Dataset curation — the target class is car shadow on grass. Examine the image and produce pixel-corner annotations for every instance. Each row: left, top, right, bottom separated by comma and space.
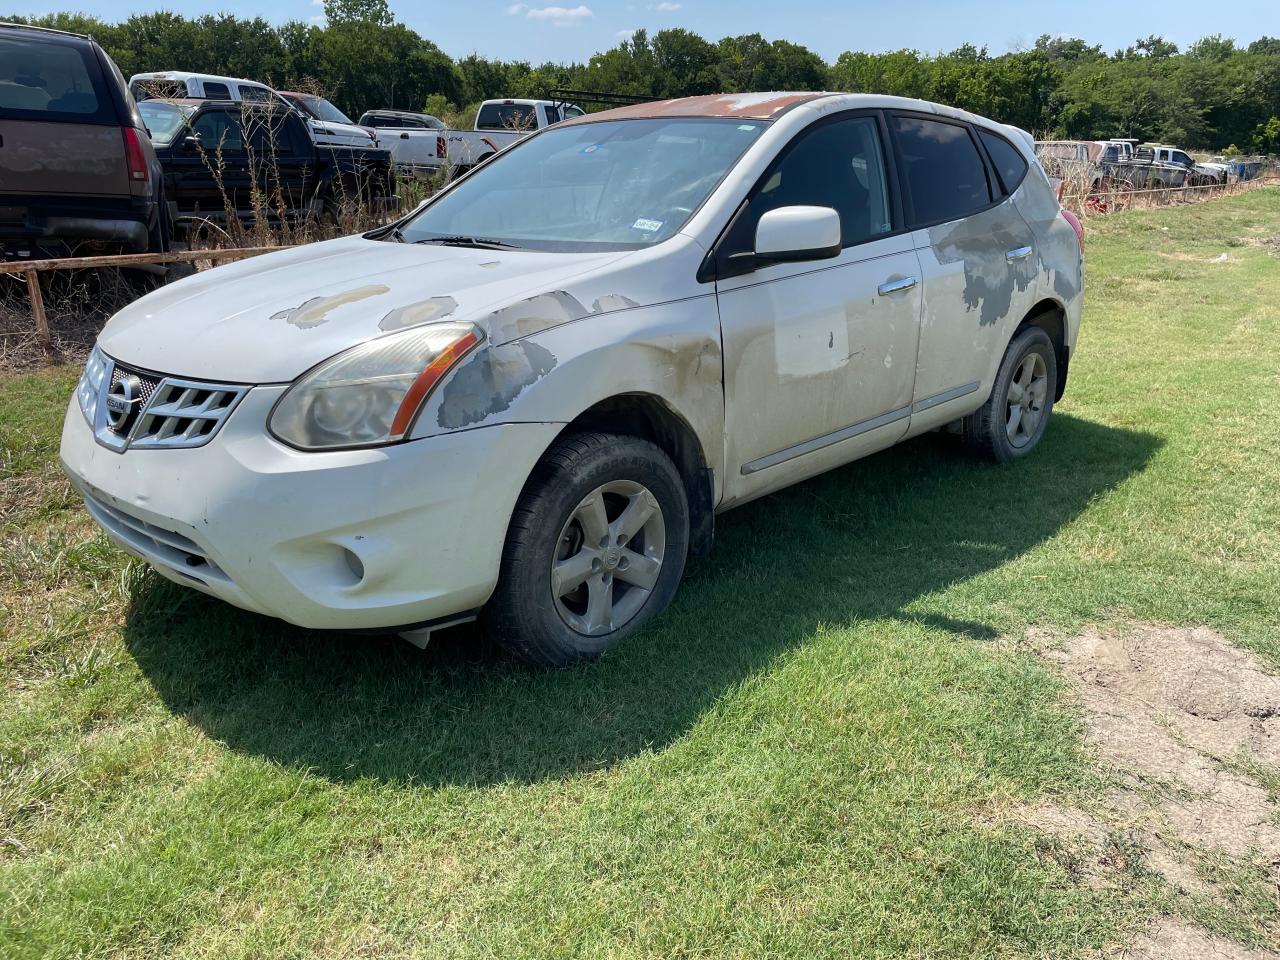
123, 413, 1159, 787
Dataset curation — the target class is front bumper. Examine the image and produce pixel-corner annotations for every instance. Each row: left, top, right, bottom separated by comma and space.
60, 385, 560, 630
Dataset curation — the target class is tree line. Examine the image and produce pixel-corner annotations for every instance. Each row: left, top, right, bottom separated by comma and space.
11, 0, 1280, 152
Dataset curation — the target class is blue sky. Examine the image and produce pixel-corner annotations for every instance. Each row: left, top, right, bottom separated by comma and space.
13, 0, 1280, 64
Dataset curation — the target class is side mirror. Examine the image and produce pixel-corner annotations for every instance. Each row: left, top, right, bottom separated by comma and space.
754, 206, 842, 265
181, 135, 201, 153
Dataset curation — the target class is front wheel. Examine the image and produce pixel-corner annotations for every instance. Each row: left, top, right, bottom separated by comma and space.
961, 326, 1058, 463
483, 432, 690, 666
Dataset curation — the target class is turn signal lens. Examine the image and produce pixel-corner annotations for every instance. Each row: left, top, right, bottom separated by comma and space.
269, 323, 483, 450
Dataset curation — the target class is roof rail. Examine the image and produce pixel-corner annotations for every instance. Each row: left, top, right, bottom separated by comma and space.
0, 20, 90, 39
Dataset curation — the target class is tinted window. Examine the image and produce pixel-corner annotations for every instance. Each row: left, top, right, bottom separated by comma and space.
203, 82, 231, 101
239, 86, 273, 104
242, 110, 296, 156
737, 115, 893, 250
978, 129, 1028, 194
476, 103, 536, 131
891, 116, 991, 226
191, 110, 244, 153
1173, 151, 1193, 167
0, 36, 108, 120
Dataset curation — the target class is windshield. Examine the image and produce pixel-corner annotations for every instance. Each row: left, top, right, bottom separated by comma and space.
300, 96, 354, 125
398, 117, 766, 252
138, 100, 188, 144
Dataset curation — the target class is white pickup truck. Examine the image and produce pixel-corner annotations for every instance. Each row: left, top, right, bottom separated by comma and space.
372, 98, 585, 182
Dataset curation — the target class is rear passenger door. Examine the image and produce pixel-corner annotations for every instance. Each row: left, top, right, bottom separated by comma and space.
717, 112, 923, 504
888, 113, 1039, 427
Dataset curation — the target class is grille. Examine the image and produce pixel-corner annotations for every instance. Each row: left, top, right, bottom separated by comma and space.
81, 488, 231, 587
96, 359, 248, 452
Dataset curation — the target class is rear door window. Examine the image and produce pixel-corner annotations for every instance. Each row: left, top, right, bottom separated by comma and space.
978, 129, 1029, 195
890, 115, 992, 226
191, 110, 245, 154
0, 35, 111, 122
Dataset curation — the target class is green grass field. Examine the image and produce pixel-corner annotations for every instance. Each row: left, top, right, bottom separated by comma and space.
2, 190, 1278, 958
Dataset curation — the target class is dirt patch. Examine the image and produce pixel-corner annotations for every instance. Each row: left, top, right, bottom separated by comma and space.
1126, 919, 1278, 959
1011, 624, 1280, 955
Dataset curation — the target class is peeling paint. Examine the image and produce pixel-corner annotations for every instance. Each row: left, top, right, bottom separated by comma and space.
560, 92, 815, 125
485, 290, 642, 345
928, 217, 1035, 327
378, 296, 458, 332
271, 284, 390, 330
437, 341, 557, 429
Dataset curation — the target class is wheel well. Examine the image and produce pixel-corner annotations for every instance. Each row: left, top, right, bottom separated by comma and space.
560, 395, 716, 558
1017, 299, 1069, 401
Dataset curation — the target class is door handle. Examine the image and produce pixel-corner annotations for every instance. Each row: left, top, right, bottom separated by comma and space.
877, 276, 918, 296
1006, 245, 1033, 262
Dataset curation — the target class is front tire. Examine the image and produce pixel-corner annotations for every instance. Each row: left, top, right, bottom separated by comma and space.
962, 325, 1058, 463
484, 432, 690, 666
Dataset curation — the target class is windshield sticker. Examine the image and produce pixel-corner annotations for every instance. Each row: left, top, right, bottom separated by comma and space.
738, 124, 757, 132
580, 143, 603, 155
632, 218, 664, 233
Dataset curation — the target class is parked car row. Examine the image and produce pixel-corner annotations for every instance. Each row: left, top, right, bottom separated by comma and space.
1036, 136, 1258, 195
0, 21, 583, 260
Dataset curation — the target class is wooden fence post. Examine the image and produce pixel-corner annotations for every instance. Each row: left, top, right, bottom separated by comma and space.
24, 269, 51, 351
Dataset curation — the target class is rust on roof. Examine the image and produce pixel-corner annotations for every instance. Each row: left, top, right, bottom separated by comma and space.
561, 92, 824, 125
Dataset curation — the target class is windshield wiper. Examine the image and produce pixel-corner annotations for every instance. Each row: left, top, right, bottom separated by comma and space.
383, 226, 407, 243
414, 235, 521, 250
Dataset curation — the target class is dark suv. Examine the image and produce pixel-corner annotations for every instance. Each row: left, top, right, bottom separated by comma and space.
0, 22, 166, 260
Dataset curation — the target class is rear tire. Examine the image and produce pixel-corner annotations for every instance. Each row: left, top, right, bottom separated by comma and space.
483, 432, 689, 667
962, 326, 1058, 463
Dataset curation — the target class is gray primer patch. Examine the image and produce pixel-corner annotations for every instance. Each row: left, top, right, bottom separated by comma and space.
271, 284, 390, 329
437, 341, 557, 429
928, 217, 1035, 326
486, 290, 642, 345
378, 296, 458, 332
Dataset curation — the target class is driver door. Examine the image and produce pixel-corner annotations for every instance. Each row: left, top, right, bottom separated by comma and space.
716, 112, 923, 505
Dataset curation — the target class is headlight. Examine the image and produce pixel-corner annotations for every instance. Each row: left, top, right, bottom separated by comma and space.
77, 345, 109, 426
269, 322, 482, 450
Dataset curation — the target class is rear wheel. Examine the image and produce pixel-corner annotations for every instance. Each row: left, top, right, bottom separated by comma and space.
962, 326, 1057, 463
484, 432, 689, 666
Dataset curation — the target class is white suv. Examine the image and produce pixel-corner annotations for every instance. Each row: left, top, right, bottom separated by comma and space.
61, 92, 1084, 666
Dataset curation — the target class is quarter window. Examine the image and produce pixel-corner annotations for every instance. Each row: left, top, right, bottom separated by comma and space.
735, 115, 894, 252
202, 82, 231, 101
890, 116, 991, 226
978, 129, 1028, 194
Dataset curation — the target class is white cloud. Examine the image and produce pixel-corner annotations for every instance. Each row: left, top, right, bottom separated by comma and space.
311, 0, 323, 6
652, 1, 681, 9
308, 14, 326, 24
504, 3, 526, 13
525, 4, 594, 26
616, 27, 637, 38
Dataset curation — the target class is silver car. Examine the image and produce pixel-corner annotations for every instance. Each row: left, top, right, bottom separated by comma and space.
61, 93, 1084, 666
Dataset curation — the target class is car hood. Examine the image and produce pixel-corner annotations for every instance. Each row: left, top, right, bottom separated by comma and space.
310, 119, 374, 142
98, 235, 639, 383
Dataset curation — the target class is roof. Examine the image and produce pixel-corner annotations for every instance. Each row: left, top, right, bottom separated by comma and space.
131, 70, 270, 89
561, 92, 824, 126
0, 20, 90, 40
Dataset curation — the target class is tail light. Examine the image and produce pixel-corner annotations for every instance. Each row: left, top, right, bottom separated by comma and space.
1061, 209, 1084, 255
436, 135, 446, 159
122, 127, 149, 183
